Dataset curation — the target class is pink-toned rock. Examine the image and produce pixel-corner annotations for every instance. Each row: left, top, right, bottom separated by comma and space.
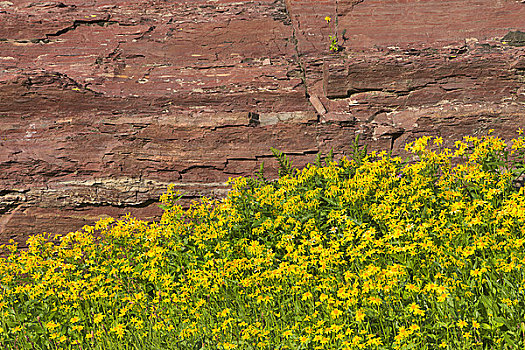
1, 0, 525, 246
338, 0, 525, 48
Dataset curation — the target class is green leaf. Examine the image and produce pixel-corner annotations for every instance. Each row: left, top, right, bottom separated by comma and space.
158, 204, 169, 211
315, 153, 322, 167
481, 323, 492, 330
256, 161, 267, 183
494, 316, 509, 328
271, 147, 293, 177
324, 148, 334, 164
503, 333, 517, 347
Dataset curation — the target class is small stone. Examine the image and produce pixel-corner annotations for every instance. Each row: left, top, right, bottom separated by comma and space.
309, 95, 326, 115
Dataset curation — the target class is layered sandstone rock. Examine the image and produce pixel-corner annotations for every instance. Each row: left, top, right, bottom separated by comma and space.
1, 0, 524, 245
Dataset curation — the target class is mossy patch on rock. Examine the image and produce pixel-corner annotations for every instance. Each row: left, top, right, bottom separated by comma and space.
502, 30, 525, 46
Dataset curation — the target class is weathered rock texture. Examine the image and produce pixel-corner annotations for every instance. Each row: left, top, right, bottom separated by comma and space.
1, 0, 525, 245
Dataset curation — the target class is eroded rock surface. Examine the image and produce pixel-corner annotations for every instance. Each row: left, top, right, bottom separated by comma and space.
1, 0, 525, 245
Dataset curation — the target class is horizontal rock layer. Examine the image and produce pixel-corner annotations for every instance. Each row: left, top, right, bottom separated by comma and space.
1, 0, 525, 246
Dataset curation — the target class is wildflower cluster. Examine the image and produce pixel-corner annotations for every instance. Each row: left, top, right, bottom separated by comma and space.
325, 15, 340, 52
0, 133, 525, 349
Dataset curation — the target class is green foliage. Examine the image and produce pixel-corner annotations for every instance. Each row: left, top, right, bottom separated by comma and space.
0, 133, 525, 349
270, 147, 294, 177
329, 35, 340, 52
325, 15, 341, 52
349, 134, 368, 168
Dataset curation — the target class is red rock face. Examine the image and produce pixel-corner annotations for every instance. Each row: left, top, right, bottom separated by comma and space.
1, 0, 525, 245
